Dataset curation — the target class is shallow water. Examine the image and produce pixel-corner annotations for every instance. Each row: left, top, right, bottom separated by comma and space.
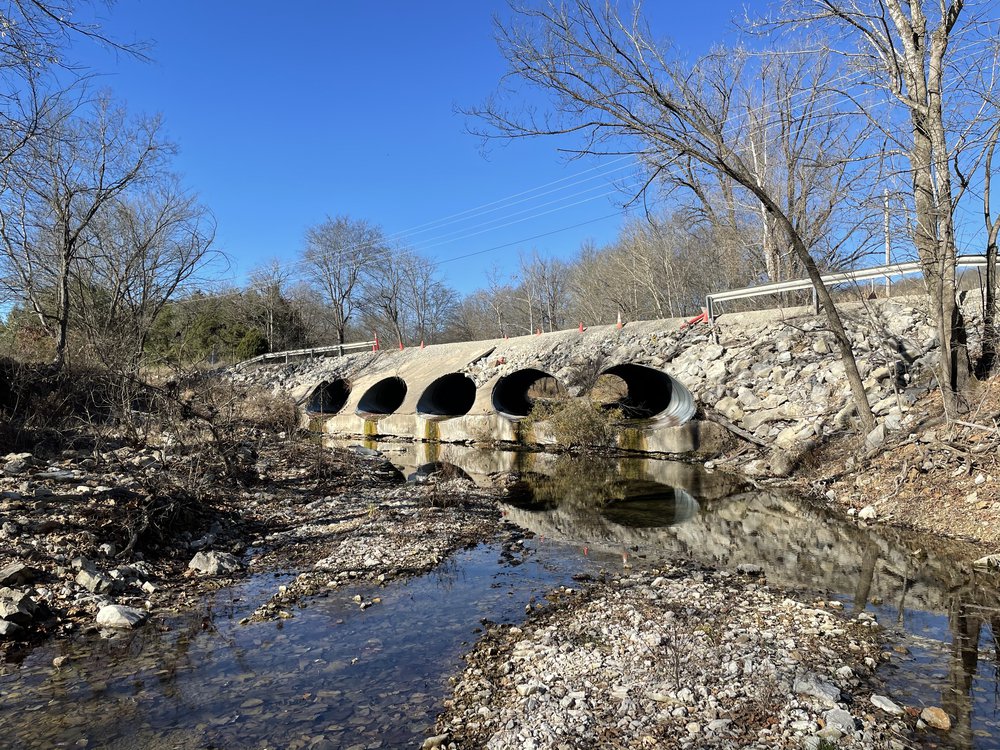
1, 445, 998, 749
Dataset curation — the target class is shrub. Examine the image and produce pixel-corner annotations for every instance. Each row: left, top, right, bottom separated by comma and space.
526, 398, 622, 449
235, 329, 268, 361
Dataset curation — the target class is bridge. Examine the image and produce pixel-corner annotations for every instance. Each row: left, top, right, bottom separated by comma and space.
235, 292, 959, 458
285, 318, 724, 455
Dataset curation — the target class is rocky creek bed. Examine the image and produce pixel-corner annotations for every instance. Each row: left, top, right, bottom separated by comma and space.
0, 435, 501, 658
0, 432, 989, 749
433, 565, 931, 750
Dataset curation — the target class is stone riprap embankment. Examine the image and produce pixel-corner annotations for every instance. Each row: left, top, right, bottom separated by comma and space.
233, 295, 972, 466
432, 565, 910, 749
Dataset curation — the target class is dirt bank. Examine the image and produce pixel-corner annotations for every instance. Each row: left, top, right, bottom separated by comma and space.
789, 379, 1000, 552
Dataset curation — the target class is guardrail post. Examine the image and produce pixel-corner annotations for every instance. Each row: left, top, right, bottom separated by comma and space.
812, 285, 819, 314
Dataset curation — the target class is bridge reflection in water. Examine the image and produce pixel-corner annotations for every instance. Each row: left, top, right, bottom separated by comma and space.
328, 438, 1000, 749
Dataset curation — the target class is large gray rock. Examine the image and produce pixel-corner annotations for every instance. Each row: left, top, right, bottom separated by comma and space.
0, 562, 38, 587
865, 423, 886, 449
793, 672, 841, 707
0, 589, 41, 626
870, 694, 904, 715
0, 619, 25, 639
824, 708, 856, 734
714, 396, 744, 422
75, 569, 113, 594
96, 604, 147, 630
188, 550, 242, 576
702, 344, 725, 361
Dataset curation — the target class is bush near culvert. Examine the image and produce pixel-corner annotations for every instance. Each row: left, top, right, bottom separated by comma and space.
523, 399, 623, 449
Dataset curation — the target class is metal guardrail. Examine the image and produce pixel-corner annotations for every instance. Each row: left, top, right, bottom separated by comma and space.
234, 340, 377, 370
705, 254, 995, 325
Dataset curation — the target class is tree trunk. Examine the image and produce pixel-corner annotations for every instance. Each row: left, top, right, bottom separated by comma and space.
767, 204, 876, 431
52, 240, 72, 371
979, 238, 998, 377
976, 127, 999, 378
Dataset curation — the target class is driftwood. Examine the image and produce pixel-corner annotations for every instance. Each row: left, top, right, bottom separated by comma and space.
703, 411, 767, 447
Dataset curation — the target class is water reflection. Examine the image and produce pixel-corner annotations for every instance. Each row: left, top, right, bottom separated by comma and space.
4, 440, 1000, 748
500, 458, 701, 527
351, 439, 1000, 748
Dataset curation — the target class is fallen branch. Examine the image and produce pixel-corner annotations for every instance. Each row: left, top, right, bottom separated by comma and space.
952, 419, 1000, 435
703, 411, 767, 447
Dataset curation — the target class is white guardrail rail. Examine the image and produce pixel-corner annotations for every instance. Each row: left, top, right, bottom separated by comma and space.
234, 340, 377, 370
705, 254, 996, 325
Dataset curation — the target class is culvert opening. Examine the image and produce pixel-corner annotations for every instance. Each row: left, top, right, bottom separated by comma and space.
416, 373, 476, 418
492, 368, 567, 420
307, 379, 351, 414
356, 376, 407, 416
591, 364, 695, 424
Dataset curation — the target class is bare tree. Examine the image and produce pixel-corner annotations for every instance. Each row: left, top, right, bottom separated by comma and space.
245, 260, 294, 353
484, 265, 514, 337
0, 3, 149, 180
73, 178, 218, 370
0, 95, 169, 369
519, 249, 569, 332
977, 121, 1000, 376
787, 0, 999, 412
401, 252, 457, 344
471, 1, 877, 429
364, 248, 409, 347
304, 215, 386, 344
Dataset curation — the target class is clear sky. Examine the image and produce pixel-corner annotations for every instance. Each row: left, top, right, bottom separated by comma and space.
68, 1, 748, 294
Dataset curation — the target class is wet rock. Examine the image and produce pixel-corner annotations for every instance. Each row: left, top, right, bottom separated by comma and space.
96, 604, 147, 630
420, 733, 448, 749
188, 550, 242, 576
919, 706, 951, 731
0, 562, 38, 587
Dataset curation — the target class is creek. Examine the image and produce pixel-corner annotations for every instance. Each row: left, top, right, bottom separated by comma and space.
1, 443, 998, 749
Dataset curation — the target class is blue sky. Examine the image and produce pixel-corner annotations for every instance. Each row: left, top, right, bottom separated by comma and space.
69, 1, 748, 294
